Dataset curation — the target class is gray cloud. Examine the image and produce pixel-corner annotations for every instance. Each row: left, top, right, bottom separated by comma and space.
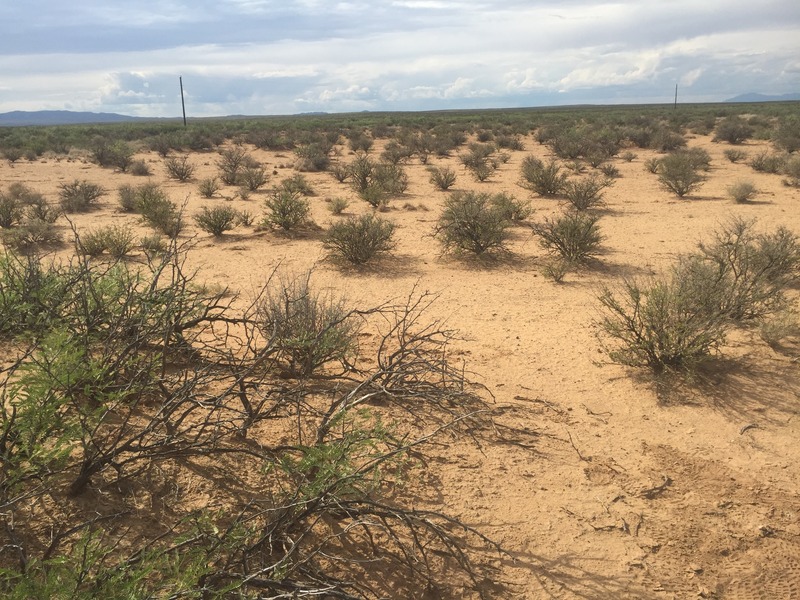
0, 0, 797, 116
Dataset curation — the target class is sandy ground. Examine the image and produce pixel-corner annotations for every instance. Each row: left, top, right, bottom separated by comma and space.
2, 130, 800, 599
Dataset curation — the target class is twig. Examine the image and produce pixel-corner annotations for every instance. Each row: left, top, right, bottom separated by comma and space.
639, 475, 672, 499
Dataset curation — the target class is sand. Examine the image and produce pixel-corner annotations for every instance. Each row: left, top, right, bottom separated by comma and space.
2, 130, 799, 599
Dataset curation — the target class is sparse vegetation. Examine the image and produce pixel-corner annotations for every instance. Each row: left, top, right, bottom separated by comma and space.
263, 189, 311, 231
727, 180, 758, 203
164, 155, 195, 181
656, 152, 705, 197
428, 165, 458, 190
562, 174, 611, 211
531, 211, 602, 265
194, 205, 240, 237
58, 180, 106, 212
519, 156, 567, 196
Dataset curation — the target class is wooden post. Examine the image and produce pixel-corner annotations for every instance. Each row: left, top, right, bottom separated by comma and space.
179, 77, 187, 127
674, 84, 678, 109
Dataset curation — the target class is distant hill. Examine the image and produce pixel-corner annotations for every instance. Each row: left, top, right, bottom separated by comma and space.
0, 110, 155, 127
725, 92, 800, 103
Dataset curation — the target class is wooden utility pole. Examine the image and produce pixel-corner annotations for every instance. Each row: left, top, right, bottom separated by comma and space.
179, 77, 187, 126
674, 84, 678, 109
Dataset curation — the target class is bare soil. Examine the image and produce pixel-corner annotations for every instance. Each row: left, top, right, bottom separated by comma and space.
3, 131, 799, 599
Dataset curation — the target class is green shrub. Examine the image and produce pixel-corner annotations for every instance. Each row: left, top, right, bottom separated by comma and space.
597, 275, 728, 374
330, 162, 350, 183
217, 146, 252, 185
280, 173, 315, 196
294, 142, 331, 172
562, 174, 611, 211
643, 157, 661, 173
3, 148, 23, 163
519, 156, 567, 196
117, 184, 138, 212
372, 163, 408, 195
164, 155, 195, 181
713, 116, 753, 144
58, 180, 106, 212
621, 151, 637, 162
656, 153, 705, 197
136, 187, 183, 238
140, 233, 167, 258
257, 271, 360, 377
328, 197, 350, 215
531, 211, 602, 265
0, 193, 24, 228
263, 189, 310, 231
434, 191, 510, 255
649, 129, 687, 152
129, 159, 151, 176
198, 177, 221, 198
194, 205, 239, 237
783, 156, 800, 187
724, 149, 748, 163
727, 180, 757, 203
599, 163, 621, 178
750, 151, 787, 174
1, 219, 62, 252
78, 224, 136, 258
773, 116, 800, 153
425, 166, 455, 190
490, 192, 532, 222
324, 214, 396, 265
238, 165, 267, 192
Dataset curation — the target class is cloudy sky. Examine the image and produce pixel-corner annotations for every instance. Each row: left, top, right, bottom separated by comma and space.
1, 0, 798, 117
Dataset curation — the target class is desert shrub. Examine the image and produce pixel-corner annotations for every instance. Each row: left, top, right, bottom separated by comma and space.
727, 180, 758, 203
198, 177, 221, 198
91, 138, 134, 171
3, 148, 23, 163
562, 174, 611, 211
541, 258, 571, 283
496, 135, 524, 151
330, 162, 350, 183
0, 193, 24, 228
240, 165, 269, 192
117, 184, 138, 212
193, 205, 239, 237
348, 132, 373, 153
1, 219, 62, 252
531, 211, 602, 265
597, 275, 729, 374
129, 159, 151, 176
470, 161, 496, 182
643, 157, 662, 173
490, 192, 532, 222
328, 197, 350, 215
750, 151, 787, 174
294, 142, 331, 172
323, 213, 396, 265
650, 128, 687, 152
139, 233, 167, 258
164, 155, 195, 181
380, 140, 413, 165
434, 191, 510, 255
280, 173, 315, 196
24, 195, 58, 224
724, 149, 748, 163
263, 189, 310, 231
136, 186, 182, 238
217, 145, 252, 185
656, 152, 705, 197
683, 147, 712, 171
692, 217, 800, 322
759, 308, 800, 348
783, 156, 800, 187
372, 163, 409, 195
713, 116, 753, 144
257, 271, 360, 377
519, 156, 567, 197
599, 163, 621, 178
58, 180, 106, 212
621, 151, 637, 162
78, 224, 136, 258
773, 116, 800, 153
565, 161, 586, 175
349, 154, 374, 195
428, 166, 457, 190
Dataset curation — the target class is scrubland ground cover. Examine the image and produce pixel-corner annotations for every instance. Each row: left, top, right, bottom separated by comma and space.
1, 102, 800, 598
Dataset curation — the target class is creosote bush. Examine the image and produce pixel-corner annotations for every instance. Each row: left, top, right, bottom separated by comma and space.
531, 211, 602, 265
724, 149, 748, 163
656, 152, 705, 197
77, 224, 136, 258
164, 155, 195, 181
727, 180, 757, 203
562, 174, 611, 211
519, 156, 567, 197
263, 189, 310, 231
324, 213, 396, 265
257, 270, 360, 377
598, 218, 800, 374
197, 177, 221, 198
58, 180, 106, 213
194, 205, 240, 237
434, 191, 511, 256
428, 165, 457, 190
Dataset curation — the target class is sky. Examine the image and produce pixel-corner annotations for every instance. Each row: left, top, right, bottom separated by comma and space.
0, 0, 798, 118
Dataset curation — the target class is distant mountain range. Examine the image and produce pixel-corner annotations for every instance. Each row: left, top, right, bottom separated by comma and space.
2, 95, 798, 127
0, 110, 159, 127
724, 92, 800, 103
